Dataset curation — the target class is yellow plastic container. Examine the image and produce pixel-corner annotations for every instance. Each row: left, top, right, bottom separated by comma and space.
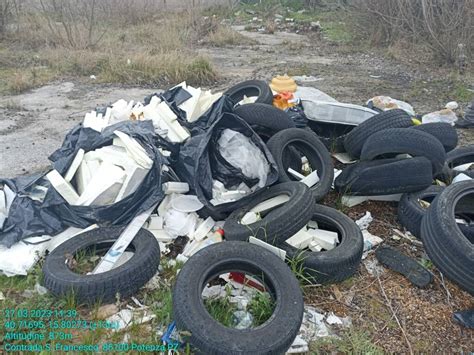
270, 75, 297, 93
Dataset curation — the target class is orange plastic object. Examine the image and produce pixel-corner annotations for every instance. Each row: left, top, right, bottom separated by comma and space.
270, 75, 297, 93
273, 92, 296, 110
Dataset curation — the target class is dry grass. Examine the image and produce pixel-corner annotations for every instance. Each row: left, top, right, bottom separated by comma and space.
0, 6, 223, 94
204, 24, 255, 47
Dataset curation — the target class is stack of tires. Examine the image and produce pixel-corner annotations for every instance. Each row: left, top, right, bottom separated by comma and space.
334, 110, 460, 196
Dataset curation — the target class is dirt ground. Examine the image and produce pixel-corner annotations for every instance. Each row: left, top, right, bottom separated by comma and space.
0, 24, 473, 353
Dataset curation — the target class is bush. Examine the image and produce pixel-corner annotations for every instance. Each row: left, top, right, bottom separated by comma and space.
350, 0, 473, 64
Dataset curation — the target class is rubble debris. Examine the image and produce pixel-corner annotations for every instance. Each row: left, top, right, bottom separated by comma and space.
107, 309, 156, 331
422, 108, 457, 125
367, 96, 415, 116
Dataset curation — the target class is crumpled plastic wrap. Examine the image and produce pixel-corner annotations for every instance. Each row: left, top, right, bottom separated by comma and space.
218, 129, 270, 188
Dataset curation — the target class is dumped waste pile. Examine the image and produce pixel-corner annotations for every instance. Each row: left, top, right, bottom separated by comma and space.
1, 76, 473, 352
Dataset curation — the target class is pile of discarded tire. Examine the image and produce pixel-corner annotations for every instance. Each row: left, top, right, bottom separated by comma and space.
10, 78, 471, 354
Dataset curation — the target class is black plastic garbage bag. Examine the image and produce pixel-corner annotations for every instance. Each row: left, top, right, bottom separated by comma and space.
0, 120, 166, 248
175, 111, 279, 219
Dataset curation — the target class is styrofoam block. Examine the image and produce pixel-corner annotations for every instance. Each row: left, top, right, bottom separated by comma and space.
288, 168, 305, 180
308, 229, 338, 250
250, 194, 290, 213
163, 182, 189, 194
114, 165, 149, 202
249, 237, 286, 260
192, 217, 215, 241
76, 163, 126, 206
309, 240, 322, 252
241, 212, 260, 225
307, 220, 319, 229
148, 215, 163, 230
149, 229, 174, 242
46, 170, 79, 205
114, 131, 153, 169
286, 227, 313, 249
65, 149, 85, 182
301, 170, 320, 187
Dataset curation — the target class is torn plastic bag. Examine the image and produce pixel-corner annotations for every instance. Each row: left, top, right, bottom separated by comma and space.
0, 120, 167, 247
175, 112, 279, 219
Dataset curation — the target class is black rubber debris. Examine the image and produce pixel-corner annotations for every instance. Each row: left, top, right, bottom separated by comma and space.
453, 309, 474, 329
375, 245, 433, 288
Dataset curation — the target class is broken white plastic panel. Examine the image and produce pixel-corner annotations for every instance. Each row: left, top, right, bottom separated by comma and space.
286, 227, 313, 249
452, 173, 473, 183
0, 185, 16, 228
76, 163, 126, 206
75, 160, 92, 195
170, 195, 204, 213
64, 149, 85, 182
241, 211, 260, 225
332, 169, 342, 189
332, 153, 356, 164
249, 237, 286, 261
83, 111, 108, 132
309, 240, 322, 252
307, 220, 319, 229
182, 232, 223, 257
93, 204, 157, 274
147, 101, 190, 143
163, 182, 189, 195
307, 229, 338, 250
453, 163, 473, 172
178, 82, 222, 122
148, 215, 163, 230
148, 229, 174, 242
250, 194, 290, 214
113, 131, 153, 169
192, 217, 215, 241
341, 194, 402, 207
288, 168, 305, 180
114, 165, 149, 202
301, 170, 320, 188
46, 170, 79, 205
